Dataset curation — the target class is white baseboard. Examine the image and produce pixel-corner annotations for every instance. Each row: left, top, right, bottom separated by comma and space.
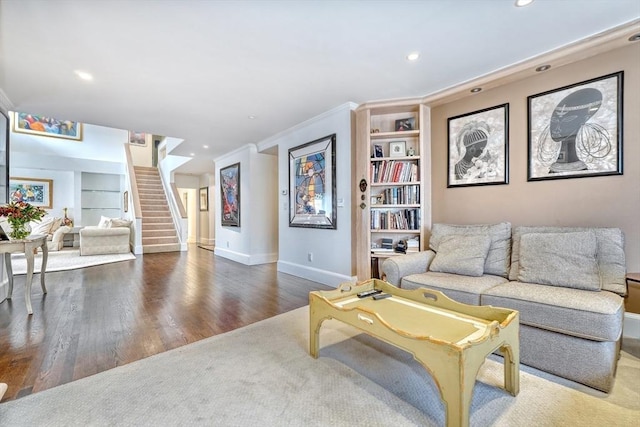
214, 248, 277, 265
277, 261, 356, 288
624, 312, 640, 340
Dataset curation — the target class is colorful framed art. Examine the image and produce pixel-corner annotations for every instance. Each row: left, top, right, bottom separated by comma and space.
12, 112, 82, 141
220, 164, 240, 226
288, 133, 336, 229
9, 177, 53, 208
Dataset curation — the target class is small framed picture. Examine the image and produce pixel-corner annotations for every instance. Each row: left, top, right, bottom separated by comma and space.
395, 117, 415, 131
389, 141, 406, 158
373, 144, 384, 158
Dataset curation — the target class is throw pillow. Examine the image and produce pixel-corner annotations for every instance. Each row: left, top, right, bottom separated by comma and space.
98, 216, 112, 229
518, 231, 600, 291
429, 233, 491, 277
49, 217, 63, 233
30, 217, 55, 235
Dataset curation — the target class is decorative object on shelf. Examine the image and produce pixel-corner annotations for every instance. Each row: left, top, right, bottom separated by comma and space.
220, 164, 240, 226
447, 103, 509, 188
0, 201, 46, 240
407, 147, 415, 156
289, 134, 336, 229
128, 131, 150, 146
123, 191, 129, 213
359, 178, 367, 193
394, 117, 415, 131
527, 71, 623, 181
199, 186, 209, 212
370, 128, 380, 134
12, 112, 82, 141
62, 207, 73, 226
373, 144, 384, 158
9, 177, 53, 208
389, 141, 406, 158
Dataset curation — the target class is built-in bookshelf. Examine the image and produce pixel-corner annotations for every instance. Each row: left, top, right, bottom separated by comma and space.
355, 99, 431, 280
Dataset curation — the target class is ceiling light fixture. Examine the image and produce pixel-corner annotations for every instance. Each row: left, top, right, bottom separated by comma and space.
190, 153, 195, 156
515, 0, 534, 7
470, 87, 482, 93
629, 33, 640, 42
248, 115, 256, 120
535, 64, 551, 72
203, 145, 209, 149
406, 52, 420, 61
74, 70, 93, 81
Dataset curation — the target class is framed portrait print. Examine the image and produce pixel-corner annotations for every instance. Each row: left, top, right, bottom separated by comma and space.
13, 112, 82, 141
220, 163, 240, 226
289, 134, 336, 229
9, 177, 53, 208
527, 71, 623, 181
447, 104, 509, 188
389, 140, 406, 158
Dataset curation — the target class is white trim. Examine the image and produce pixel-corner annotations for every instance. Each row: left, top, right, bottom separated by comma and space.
277, 260, 356, 288
623, 312, 640, 340
0, 89, 13, 115
213, 247, 276, 265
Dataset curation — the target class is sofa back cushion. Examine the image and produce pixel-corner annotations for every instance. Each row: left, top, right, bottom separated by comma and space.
518, 231, 600, 290
429, 234, 491, 277
510, 226, 626, 295
429, 222, 511, 277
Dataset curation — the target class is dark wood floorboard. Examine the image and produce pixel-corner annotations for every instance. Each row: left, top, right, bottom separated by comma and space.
0, 245, 332, 402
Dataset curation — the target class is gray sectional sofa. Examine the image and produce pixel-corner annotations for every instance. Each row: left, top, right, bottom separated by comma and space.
381, 222, 627, 392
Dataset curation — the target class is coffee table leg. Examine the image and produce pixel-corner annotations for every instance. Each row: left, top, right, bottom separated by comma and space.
25, 247, 35, 315
40, 242, 48, 294
4, 253, 13, 298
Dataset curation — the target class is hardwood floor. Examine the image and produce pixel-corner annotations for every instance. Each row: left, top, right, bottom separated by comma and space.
0, 245, 332, 402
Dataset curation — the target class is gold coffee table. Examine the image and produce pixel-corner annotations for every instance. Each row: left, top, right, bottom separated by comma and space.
309, 279, 519, 427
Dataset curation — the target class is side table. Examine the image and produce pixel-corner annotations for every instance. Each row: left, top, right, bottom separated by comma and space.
1, 235, 48, 315
625, 273, 640, 314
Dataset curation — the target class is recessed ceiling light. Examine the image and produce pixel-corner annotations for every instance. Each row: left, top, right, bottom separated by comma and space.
629, 33, 640, 42
203, 145, 209, 149
248, 115, 256, 120
514, 0, 534, 7
406, 52, 420, 61
535, 64, 551, 72
190, 153, 195, 156
74, 70, 93, 81
470, 87, 482, 93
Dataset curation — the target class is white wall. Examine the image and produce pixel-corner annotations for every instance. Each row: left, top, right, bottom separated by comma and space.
175, 173, 200, 244
214, 144, 278, 265
260, 103, 356, 287
199, 172, 215, 246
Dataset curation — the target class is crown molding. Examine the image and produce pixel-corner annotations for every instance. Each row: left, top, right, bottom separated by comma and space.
0, 88, 14, 115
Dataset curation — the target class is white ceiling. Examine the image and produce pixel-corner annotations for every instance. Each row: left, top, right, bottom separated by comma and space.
1, 0, 639, 175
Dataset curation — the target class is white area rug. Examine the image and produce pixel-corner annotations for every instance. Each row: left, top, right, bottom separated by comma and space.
0, 307, 637, 426
10, 249, 136, 275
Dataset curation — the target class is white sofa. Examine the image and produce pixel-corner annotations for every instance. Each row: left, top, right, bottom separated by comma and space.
28, 217, 71, 251
79, 217, 132, 256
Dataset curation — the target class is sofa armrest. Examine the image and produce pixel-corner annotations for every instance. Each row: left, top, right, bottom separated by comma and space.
50, 225, 72, 244
381, 250, 435, 286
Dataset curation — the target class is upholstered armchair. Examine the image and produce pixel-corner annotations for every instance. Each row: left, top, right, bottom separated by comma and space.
28, 217, 72, 251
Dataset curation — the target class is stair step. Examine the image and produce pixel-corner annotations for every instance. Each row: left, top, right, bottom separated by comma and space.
142, 230, 177, 238
142, 243, 182, 254
142, 216, 174, 224
142, 236, 180, 245
143, 222, 174, 230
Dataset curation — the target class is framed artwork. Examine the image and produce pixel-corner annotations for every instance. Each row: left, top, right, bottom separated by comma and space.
289, 134, 336, 229
220, 164, 240, 226
128, 131, 150, 146
447, 103, 509, 188
389, 140, 406, 158
9, 177, 53, 208
12, 112, 82, 141
527, 71, 623, 181
124, 190, 129, 213
395, 117, 415, 131
373, 144, 383, 158
199, 187, 209, 212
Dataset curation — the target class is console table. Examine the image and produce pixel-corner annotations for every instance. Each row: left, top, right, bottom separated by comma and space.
1, 235, 48, 315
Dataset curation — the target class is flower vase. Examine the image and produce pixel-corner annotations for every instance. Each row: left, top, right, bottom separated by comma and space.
9, 221, 30, 240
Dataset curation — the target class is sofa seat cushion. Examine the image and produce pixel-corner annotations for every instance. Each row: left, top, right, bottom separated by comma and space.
401, 272, 508, 306
481, 281, 623, 342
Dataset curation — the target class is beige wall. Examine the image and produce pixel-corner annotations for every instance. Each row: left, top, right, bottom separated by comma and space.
430, 43, 640, 271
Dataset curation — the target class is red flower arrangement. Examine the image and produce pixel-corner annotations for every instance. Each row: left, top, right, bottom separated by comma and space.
0, 201, 47, 240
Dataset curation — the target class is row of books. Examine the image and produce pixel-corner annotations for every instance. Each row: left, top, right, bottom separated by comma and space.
370, 160, 419, 183
372, 185, 420, 205
370, 208, 420, 231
